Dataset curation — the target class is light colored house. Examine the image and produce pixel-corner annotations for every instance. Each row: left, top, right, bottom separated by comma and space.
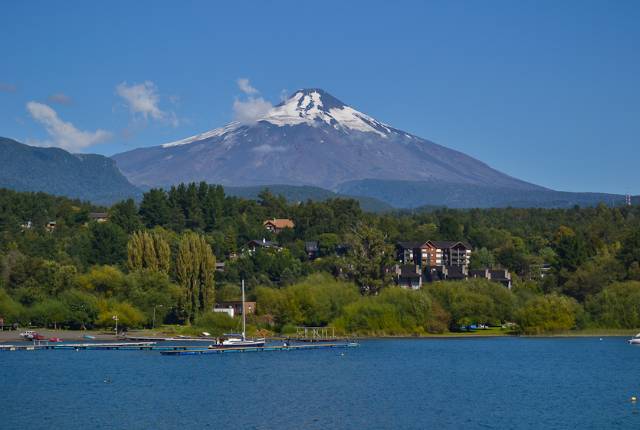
215, 301, 256, 317
263, 218, 295, 233
89, 212, 109, 223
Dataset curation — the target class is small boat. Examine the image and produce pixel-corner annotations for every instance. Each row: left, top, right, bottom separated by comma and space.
20, 330, 37, 340
209, 280, 265, 349
628, 333, 640, 344
83, 335, 96, 340
33, 334, 47, 341
49, 337, 63, 342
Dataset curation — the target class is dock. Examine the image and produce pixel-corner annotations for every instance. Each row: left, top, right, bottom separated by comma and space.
0, 341, 359, 354
160, 342, 359, 356
0, 342, 206, 351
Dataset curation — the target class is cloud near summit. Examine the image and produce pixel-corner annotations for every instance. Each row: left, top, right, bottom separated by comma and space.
232, 78, 273, 124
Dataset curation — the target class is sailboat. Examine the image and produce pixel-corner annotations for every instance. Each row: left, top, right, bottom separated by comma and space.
211, 280, 265, 348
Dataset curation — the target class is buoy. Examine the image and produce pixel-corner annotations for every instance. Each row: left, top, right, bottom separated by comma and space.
631, 396, 637, 402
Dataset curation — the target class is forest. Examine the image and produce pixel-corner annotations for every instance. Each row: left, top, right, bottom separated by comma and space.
0, 183, 639, 335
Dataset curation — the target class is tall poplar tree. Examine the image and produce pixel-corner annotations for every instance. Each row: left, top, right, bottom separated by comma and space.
176, 232, 215, 322
127, 231, 171, 274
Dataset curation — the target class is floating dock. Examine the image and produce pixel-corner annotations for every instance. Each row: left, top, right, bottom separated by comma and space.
0, 341, 359, 354
0, 342, 158, 351
160, 342, 359, 356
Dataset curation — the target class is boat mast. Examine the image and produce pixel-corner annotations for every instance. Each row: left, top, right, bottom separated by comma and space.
241, 279, 246, 341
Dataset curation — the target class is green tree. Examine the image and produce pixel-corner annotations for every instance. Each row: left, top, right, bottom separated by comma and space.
109, 199, 142, 233
345, 224, 394, 295
87, 222, 128, 266
127, 230, 171, 274
514, 295, 579, 334
176, 232, 216, 322
140, 188, 171, 227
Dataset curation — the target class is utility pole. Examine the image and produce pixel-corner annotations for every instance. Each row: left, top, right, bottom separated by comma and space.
152, 305, 163, 329
113, 314, 118, 335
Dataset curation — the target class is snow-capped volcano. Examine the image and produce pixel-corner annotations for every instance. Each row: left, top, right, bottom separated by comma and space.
163, 89, 393, 148
113, 88, 543, 193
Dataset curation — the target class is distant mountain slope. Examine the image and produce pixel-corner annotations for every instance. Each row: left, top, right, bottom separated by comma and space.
223, 184, 393, 212
113, 89, 543, 192
0, 137, 141, 204
337, 179, 627, 209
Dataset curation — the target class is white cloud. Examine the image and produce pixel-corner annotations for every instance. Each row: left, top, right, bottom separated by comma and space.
116, 81, 177, 125
47, 92, 72, 105
233, 97, 273, 124
237, 78, 259, 95
26, 101, 111, 152
252, 144, 286, 154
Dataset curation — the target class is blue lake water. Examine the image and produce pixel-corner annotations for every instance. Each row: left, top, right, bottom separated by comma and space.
2, 337, 640, 429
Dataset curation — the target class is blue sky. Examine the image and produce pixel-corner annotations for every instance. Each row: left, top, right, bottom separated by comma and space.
1, 1, 638, 194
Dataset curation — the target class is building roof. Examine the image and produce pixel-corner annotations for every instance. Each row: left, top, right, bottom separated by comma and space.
263, 218, 295, 229
429, 240, 472, 250
247, 239, 280, 248
89, 212, 108, 219
489, 269, 511, 280
399, 264, 421, 278
305, 241, 319, 252
446, 265, 466, 279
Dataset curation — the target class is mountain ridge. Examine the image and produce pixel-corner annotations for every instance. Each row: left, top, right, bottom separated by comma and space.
0, 137, 141, 205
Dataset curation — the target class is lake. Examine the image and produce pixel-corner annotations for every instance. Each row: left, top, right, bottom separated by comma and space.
2, 337, 639, 429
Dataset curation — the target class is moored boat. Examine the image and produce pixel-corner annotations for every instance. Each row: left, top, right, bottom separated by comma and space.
208, 280, 265, 349
628, 333, 640, 344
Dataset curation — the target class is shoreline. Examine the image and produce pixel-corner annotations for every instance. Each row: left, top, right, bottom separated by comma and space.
1, 328, 636, 343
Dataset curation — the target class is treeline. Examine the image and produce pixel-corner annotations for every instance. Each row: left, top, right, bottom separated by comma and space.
252, 274, 640, 335
0, 185, 639, 334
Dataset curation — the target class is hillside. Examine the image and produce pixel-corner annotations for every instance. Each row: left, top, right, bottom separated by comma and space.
0, 137, 141, 204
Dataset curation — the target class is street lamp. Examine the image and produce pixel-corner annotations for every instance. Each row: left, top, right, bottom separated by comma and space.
112, 314, 118, 335
152, 305, 164, 330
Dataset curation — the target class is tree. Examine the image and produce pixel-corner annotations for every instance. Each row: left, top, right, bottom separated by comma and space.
586, 281, 640, 328
620, 229, 640, 275
140, 189, 171, 227
345, 224, 394, 295
109, 199, 142, 233
127, 231, 171, 274
514, 295, 579, 334
87, 222, 128, 266
176, 232, 216, 322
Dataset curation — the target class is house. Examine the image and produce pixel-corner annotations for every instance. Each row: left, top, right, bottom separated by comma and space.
305, 241, 319, 260
20, 221, 33, 230
245, 239, 281, 253
263, 218, 295, 233
396, 264, 422, 290
470, 268, 513, 289
396, 240, 472, 268
489, 269, 512, 289
45, 221, 56, 232
396, 240, 472, 283
215, 262, 225, 272
215, 301, 256, 317
89, 212, 109, 223
213, 307, 234, 318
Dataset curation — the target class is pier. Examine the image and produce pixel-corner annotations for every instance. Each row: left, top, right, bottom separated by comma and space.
160, 342, 359, 356
0, 341, 359, 354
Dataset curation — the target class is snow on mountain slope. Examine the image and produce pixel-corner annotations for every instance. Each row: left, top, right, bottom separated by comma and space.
113, 88, 544, 193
